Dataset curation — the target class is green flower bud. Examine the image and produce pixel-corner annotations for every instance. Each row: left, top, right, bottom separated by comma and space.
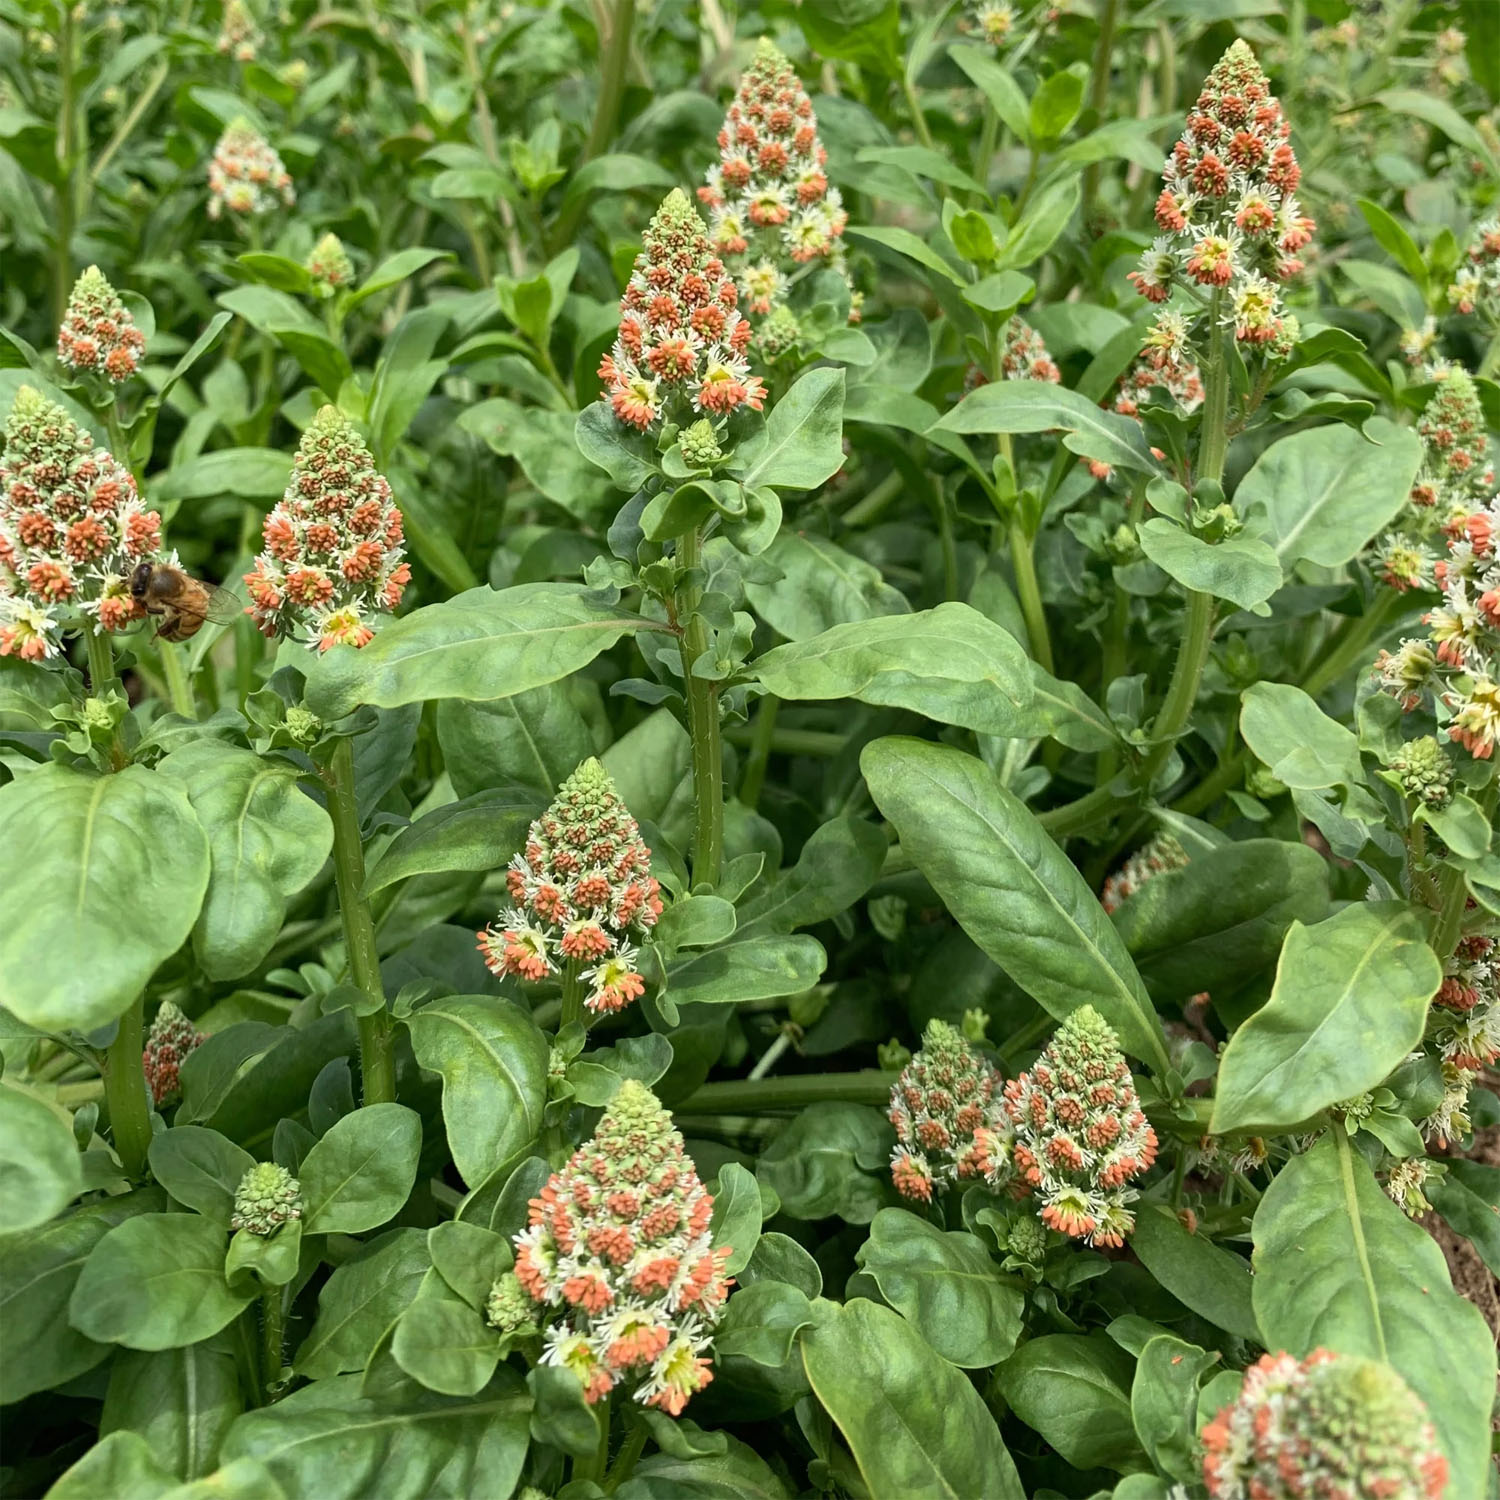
231, 1162, 303, 1235
679, 419, 724, 469
1004, 1213, 1047, 1262
1390, 735, 1453, 808
877, 1037, 913, 1072
283, 705, 322, 748
756, 305, 801, 361
485, 1271, 539, 1337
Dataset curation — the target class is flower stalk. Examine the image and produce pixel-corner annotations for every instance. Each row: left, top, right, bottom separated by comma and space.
323, 735, 395, 1105
103, 994, 152, 1179
677, 527, 724, 890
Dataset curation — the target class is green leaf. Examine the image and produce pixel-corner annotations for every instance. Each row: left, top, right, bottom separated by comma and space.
1130, 1205, 1260, 1342
70, 1215, 252, 1351
364, 789, 542, 896
743, 531, 910, 643
0, 1084, 81, 1232
1235, 418, 1423, 569
666, 934, 827, 1008
392, 1280, 500, 1397
405, 998, 549, 1189
1356, 199, 1428, 288
802, 1299, 1024, 1499
863, 738, 1170, 1072
428, 1221, 513, 1311
1212, 904, 1441, 1133
1026, 661, 1119, 751
295, 1229, 430, 1380
854, 1208, 1023, 1368
1253, 1133, 1496, 1500
218, 1369, 529, 1500
436, 684, 593, 801
845, 225, 966, 286
305, 583, 645, 719
216, 286, 352, 396
1131, 1335, 1218, 1483
0, 765, 210, 1032
159, 743, 331, 981
858, 145, 987, 196
574, 401, 659, 490
734, 817, 886, 938
300, 1103, 423, 1234
559, 153, 675, 208
756, 1104, 892, 1223
618, 1435, 790, 1500
0, 1188, 164, 1403
1430, 1161, 1500, 1276
100, 1334, 243, 1483
1029, 68, 1086, 143
993, 1334, 1142, 1471
1375, 88, 1500, 176
963, 270, 1036, 316
1136, 520, 1282, 610
1112, 839, 1330, 1002
935, 380, 1158, 474
714, 1279, 815, 1367
346, 248, 453, 309
732, 368, 846, 492
708, 1162, 764, 1277
949, 45, 1030, 144
754, 604, 1035, 736
459, 399, 606, 517
1239, 682, 1363, 790
43, 1429, 176, 1500
794, 0, 901, 75
152, 449, 294, 505
654, 894, 738, 952
997, 176, 1081, 271
146, 1127, 255, 1226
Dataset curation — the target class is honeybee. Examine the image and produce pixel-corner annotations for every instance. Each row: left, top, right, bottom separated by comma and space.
129, 561, 242, 643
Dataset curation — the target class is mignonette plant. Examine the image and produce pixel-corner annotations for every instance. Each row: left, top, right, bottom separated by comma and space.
4, 3, 1500, 1499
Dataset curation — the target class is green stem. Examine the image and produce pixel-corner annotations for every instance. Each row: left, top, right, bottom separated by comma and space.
1008, 516, 1055, 675
53, 0, 78, 327
971, 102, 999, 196
841, 469, 904, 526
604, 1414, 648, 1492
560, 959, 587, 1033
550, 0, 636, 250
1080, 0, 1120, 227
1476, 325, 1500, 382
84, 626, 129, 769
1299, 590, 1403, 699
677, 528, 724, 890
900, 70, 936, 153
678, 1071, 898, 1114
325, 736, 395, 1105
739, 695, 779, 809
723, 725, 845, 757
1038, 783, 1125, 841
103, 994, 151, 1179
1172, 748, 1243, 816
158, 640, 197, 718
575, 1393, 612, 1485
261, 1287, 285, 1395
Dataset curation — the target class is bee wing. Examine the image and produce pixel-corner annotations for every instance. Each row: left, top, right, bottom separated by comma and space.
176, 584, 246, 627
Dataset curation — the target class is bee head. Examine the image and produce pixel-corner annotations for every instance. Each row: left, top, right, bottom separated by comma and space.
129, 560, 154, 601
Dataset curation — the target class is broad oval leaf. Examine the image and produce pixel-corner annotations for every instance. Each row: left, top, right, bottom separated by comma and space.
743, 531, 910, 643
70, 1215, 252, 1351
854, 1208, 1023, 1368
0, 765, 210, 1032
364, 789, 543, 896
305, 583, 645, 719
1239, 682, 1362, 790
731, 367, 847, 492
754, 604, 1035, 736
994, 1333, 1142, 1472
1235, 417, 1423, 568
405, 998, 549, 1189
1136, 520, 1282, 610
1212, 903, 1440, 1133
0, 1083, 82, 1232
863, 738, 1170, 1072
391, 1279, 501, 1397
295, 1229, 430, 1380
146, 1127, 255, 1226
299, 1102, 423, 1235
801, 1298, 1023, 1499
1253, 1134, 1496, 1500
159, 742, 332, 980
755, 1104, 892, 1224
1129, 1205, 1260, 1343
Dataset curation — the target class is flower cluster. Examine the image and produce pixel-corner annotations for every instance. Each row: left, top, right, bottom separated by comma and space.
513, 1080, 733, 1416
141, 1001, 205, 1107
217, 0, 260, 60
1423, 931, 1500, 1144
1129, 40, 1313, 347
56, 267, 146, 383
1086, 317, 1205, 483
597, 189, 763, 431
1100, 832, 1189, 914
306, 233, 354, 297
998, 318, 1060, 383
477, 758, 662, 1014
697, 40, 849, 319
207, 119, 295, 221
231, 1162, 303, 1235
1202, 1350, 1448, 1500
0, 386, 162, 660
244, 406, 409, 652
887, 1019, 1006, 1202
1002, 1006, 1158, 1246
1449, 218, 1500, 325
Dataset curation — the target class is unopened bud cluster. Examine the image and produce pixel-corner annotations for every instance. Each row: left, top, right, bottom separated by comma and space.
230, 1162, 303, 1235
207, 120, 295, 221
1087, 318, 1204, 482
1201, 1350, 1448, 1500
477, 759, 662, 1015
1003, 1006, 1158, 1246
1129, 40, 1313, 349
697, 40, 849, 319
1100, 833, 1189, 914
513, 1081, 732, 1416
887, 1019, 1005, 1202
1449, 218, 1500, 325
306, 233, 354, 297
245, 406, 409, 652
56, 268, 146, 383
141, 1001, 205, 1107
216, 0, 260, 60
597, 190, 763, 431
1389, 735, 1453, 807
0, 387, 162, 660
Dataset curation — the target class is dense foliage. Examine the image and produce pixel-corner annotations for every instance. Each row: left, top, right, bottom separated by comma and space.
2, 0, 1500, 1497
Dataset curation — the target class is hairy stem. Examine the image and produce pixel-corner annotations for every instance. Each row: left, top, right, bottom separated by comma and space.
158, 640, 197, 718
325, 736, 395, 1105
261, 1287, 285, 1396
739, 695, 779, 810
677, 527, 724, 890
560, 959, 587, 1033
1299, 589, 1403, 699
103, 995, 152, 1179
1008, 515, 1055, 675
1080, 0, 1120, 226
